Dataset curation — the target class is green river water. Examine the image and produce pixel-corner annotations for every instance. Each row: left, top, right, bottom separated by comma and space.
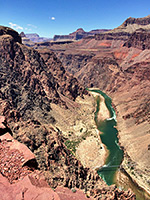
88, 89, 150, 200
88, 89, 124, 185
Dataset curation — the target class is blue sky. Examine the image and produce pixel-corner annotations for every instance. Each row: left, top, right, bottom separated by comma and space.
1, 0, 150, 38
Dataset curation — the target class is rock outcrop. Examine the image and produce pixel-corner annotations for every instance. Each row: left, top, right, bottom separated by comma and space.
0, 116, 60, 200
90, 187, 136, 200
55, 51, 122, 91
123, 29, 150, 50
95, 31, 130, 41
38, 48, 86, 101
0, 26, 21, 43
119, 15, 150, 31
109, 15, 150, 34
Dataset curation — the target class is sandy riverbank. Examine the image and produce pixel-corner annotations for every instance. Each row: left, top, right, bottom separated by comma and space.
88, 90, 110, 121
74, 89, 110, 170
51, 94, 107, 170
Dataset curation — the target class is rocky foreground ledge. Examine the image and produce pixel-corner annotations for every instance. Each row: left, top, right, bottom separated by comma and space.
0, 116, 92, 200
0, 115, 136, 200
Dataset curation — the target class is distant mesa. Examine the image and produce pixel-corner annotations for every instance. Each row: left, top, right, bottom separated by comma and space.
20, 32, 52, 45
20, 31, 26, 37
53, 28, 110, 41
20, 32, 35, 46
25, 33, 52, 43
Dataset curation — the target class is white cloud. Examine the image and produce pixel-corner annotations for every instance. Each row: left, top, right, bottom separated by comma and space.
9, 22, 23, 30
25, 27, 32, 31
51, 17, 55, 20
27, 24, 37, 29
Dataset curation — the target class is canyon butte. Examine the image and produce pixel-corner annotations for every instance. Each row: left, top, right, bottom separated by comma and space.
0, 15, 150, 199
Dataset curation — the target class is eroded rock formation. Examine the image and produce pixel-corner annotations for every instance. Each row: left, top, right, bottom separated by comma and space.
123, 29, 150, 50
